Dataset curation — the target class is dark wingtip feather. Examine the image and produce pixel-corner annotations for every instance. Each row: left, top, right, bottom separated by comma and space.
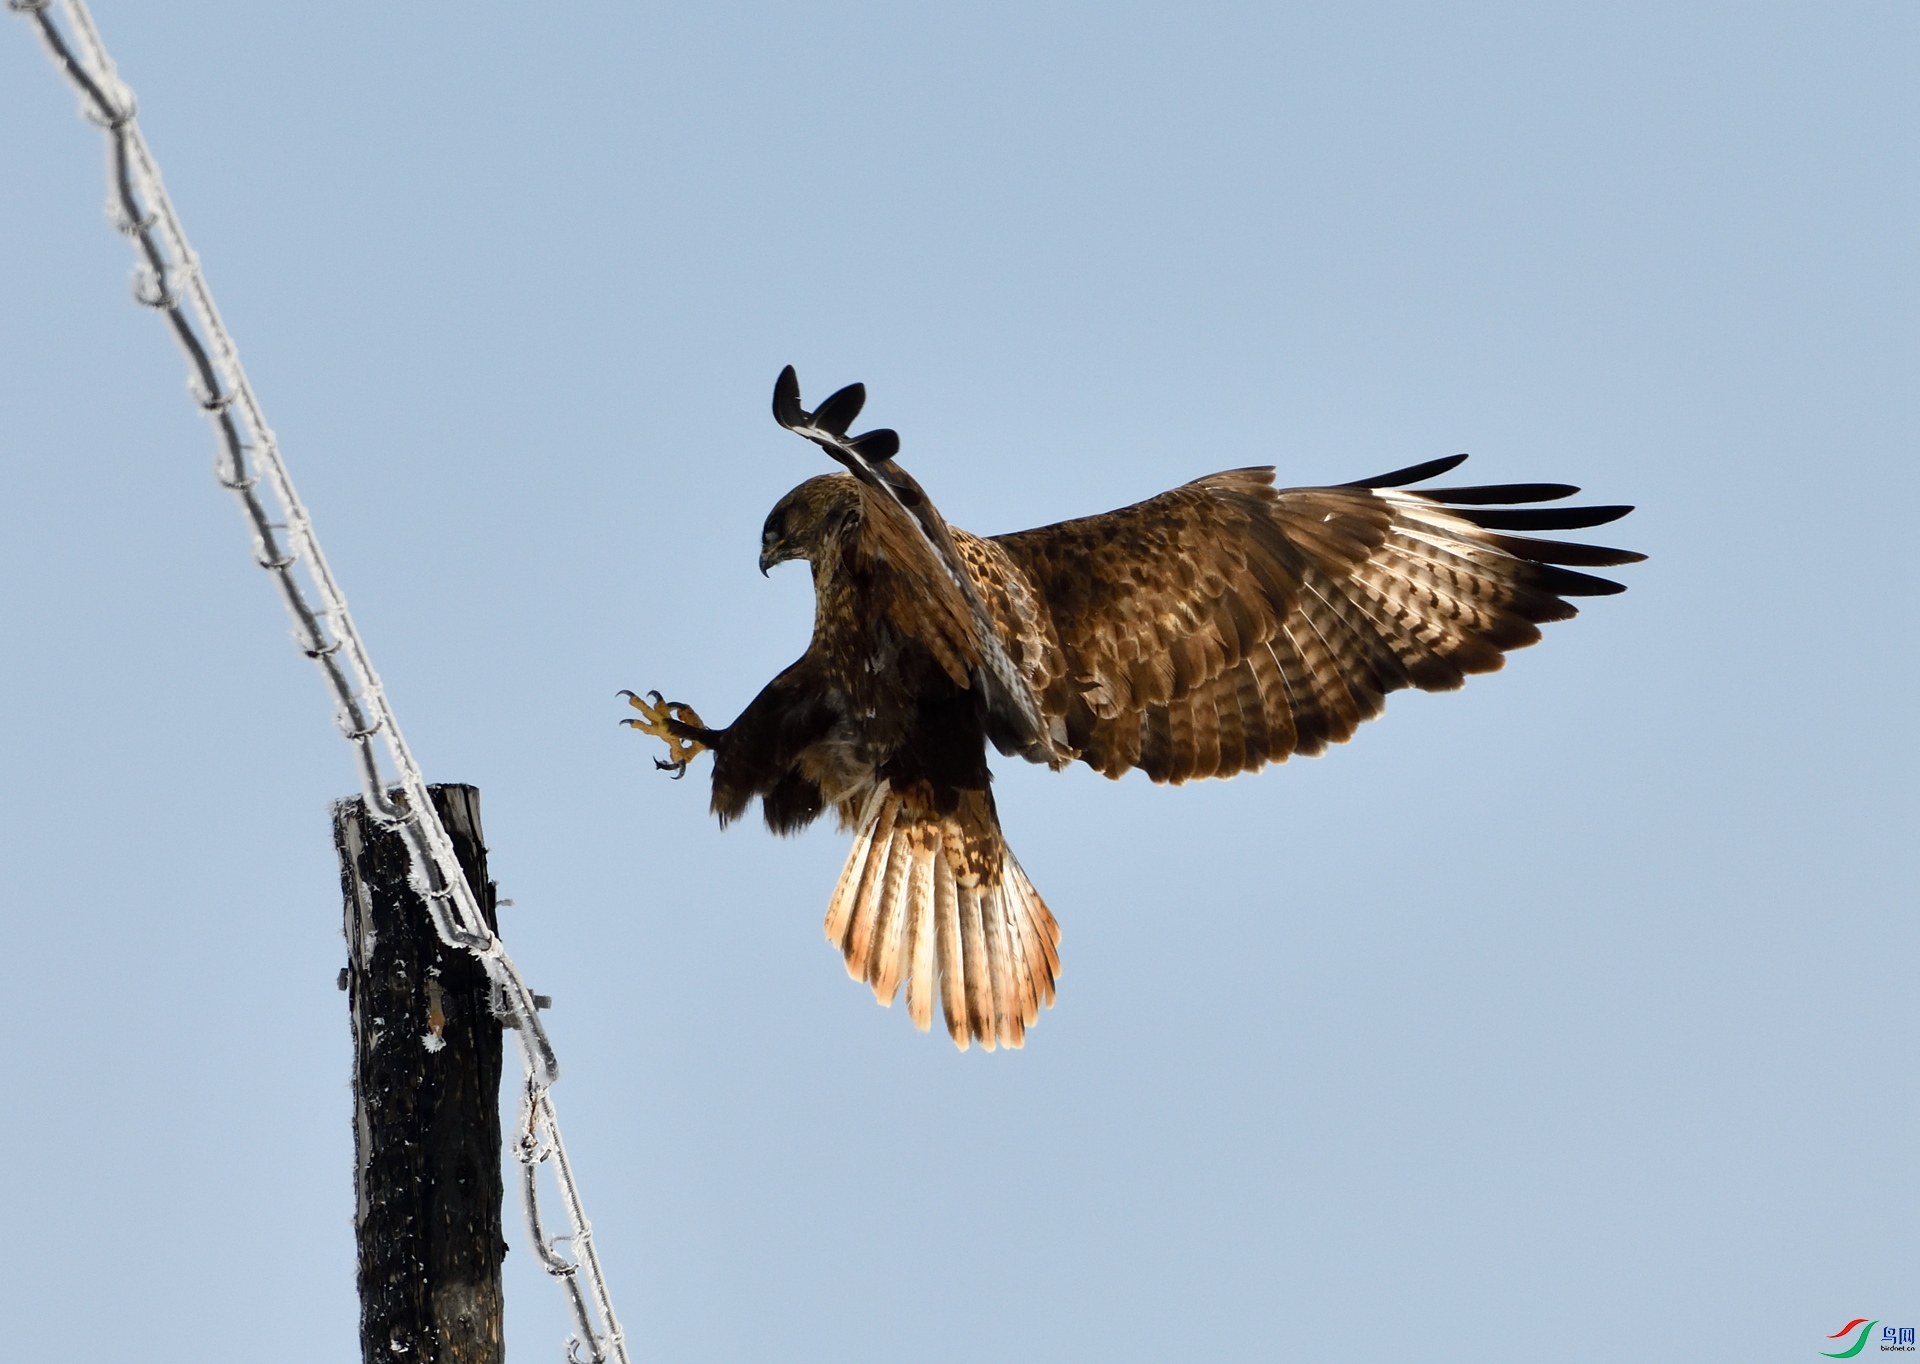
772, 366, 804, 428
849, 428, 900, 462
1532, 564, 1629, 596
812, 382, 867, 438
1420, 482, 1580, 505
1341, 453, 1469, 488
1484, 534, 1646, 567
1455, 504, 1634, 531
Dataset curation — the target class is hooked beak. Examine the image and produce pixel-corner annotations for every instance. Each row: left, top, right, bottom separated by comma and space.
758, 541, 781, 576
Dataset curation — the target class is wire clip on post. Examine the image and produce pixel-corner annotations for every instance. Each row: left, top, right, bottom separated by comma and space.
14, 4, 629, 1360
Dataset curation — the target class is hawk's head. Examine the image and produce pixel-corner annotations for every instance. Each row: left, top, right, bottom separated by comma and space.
760, 473, 861, 575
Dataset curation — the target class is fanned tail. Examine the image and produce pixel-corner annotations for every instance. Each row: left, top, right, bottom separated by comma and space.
825, 785, 1060, 1051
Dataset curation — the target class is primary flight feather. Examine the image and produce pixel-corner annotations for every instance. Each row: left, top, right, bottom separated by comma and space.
625, 367, 1641, 1050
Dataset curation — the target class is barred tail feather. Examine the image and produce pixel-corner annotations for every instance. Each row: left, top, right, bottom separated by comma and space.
824, 787, 1061, 1051
823, 785, 887, 949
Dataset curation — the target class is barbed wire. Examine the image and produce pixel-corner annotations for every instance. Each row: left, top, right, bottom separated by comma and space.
11, 3, 630, 1360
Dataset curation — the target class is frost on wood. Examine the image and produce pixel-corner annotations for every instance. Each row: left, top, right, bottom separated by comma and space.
338, 785, 505, 1364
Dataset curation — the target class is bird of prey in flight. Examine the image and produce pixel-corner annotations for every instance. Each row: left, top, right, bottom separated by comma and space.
626, 367, 1639, 1051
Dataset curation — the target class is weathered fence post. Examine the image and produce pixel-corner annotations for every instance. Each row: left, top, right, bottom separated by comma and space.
335, 784, 506, 1364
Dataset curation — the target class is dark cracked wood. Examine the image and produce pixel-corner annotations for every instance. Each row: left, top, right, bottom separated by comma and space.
336, 784, 506, 1364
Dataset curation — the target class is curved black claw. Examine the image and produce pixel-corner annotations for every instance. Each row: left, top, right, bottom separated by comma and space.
622, 688, 709, 774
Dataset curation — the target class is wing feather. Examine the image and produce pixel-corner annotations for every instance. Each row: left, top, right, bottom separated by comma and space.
976, 459, 1637, 783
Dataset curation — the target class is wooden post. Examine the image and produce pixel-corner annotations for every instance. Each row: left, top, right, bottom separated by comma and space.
335, 784, 506, 1364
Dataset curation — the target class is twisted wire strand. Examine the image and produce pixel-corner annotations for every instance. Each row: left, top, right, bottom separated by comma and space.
13, 4, 629, 1359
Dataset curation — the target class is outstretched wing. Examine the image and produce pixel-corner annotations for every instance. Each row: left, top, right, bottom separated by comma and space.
976, 456, 1642, 783
772, 367, 1045, 755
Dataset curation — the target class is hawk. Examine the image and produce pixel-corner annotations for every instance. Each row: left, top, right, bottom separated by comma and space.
625, 368, 1639, 1051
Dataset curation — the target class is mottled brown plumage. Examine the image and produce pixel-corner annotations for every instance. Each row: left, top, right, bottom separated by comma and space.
625, 368, 1641, 1051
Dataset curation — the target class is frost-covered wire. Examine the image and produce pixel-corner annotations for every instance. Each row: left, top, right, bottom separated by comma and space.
12, 4, 630, 1359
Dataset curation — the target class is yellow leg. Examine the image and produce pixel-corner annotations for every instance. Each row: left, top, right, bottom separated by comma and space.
619, 689, 710, 777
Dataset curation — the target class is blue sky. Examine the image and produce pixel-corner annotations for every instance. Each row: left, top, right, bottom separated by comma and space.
1, 4, 1913, 1361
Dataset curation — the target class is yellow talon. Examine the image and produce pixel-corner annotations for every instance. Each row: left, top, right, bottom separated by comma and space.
620, 689, 709, 777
